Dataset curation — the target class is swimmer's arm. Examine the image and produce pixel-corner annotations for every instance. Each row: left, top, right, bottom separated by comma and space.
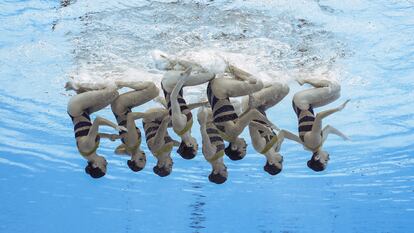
278, 129, 303, 145
249, 127, 266, 151
200, 124, 216, 160
127, 112, 147, 121
183, 72, 216, 86
88, 117, 125, 141
154, 96, 168, 108
313, 100, 350, 134
296, 77, 333, 87
152, 116, 171, 149
228, 65, 257, 83
216, 78, 263, 98
187, 101, 209, 110
67, 87, 118, 115
322, 125, 350, 142
98, 133, 122, 141
250, 121, 279, 133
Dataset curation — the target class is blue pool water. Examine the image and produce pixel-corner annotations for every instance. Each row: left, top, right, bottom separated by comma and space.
0, 0, 413, 232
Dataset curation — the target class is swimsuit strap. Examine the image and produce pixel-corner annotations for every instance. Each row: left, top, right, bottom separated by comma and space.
216, 128, 234, 142
173, 118, 193, 136
260, 135, 279, 154
206, 150, 225, 163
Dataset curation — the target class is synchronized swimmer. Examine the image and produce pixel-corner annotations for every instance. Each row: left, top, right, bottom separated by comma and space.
66, 54, 349, 183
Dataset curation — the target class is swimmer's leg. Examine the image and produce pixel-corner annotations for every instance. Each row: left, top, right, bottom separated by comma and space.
250, 82, 290, 110
278, 129, 303, 145
162, 69, 214, 92
249, 126, 267, 152
225, 109, 277, 138
183, 72, 215, 86
212, 78, 264, 99
311, 100, 350, 136
187, 101, 209, 110
113, 81, 159, 109
322, 125, 350, 143
228, 65, 258, 84
153, 96, 168, 108
293, 78, 341, 109
67, 86, 119, 116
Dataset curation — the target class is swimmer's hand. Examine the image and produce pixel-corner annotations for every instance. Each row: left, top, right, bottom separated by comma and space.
248, 94, 258, 110
296, 77, 305, 86
248, 78, 257, 84
65, 81, 76, 91
114, 144, 128, 155
270, 124, 280, 132
116, 126, 128, 132
109, 134, 120, 141
162, 115, 171, 123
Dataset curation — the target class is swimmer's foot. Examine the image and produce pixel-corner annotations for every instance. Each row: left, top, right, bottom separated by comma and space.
116, 125, 128, 132
296, 77, 306, 86
248, 94, 255, 109
338, 99, 351, 111
270, 123, 280, 132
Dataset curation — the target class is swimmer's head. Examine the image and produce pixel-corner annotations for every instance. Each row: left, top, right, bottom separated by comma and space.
209, 172, 227, 184
307, 150, 329, 172
153, 156, 173, 177
85, 156, 107, 178
209, 163, 228, 184
264, 152, 283, 175
177, 137, 198, 160
225, 138, 247, 161
127, 151, 146, 172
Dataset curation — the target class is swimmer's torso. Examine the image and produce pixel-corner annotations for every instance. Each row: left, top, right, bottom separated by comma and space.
251, 107, 278, 153
206, 81, 238, 133
68, 111, 100, 155
142, 116, 173, 153
292, 101, 320, 149
204, 122, 225, 159
113, 107, 141, 145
